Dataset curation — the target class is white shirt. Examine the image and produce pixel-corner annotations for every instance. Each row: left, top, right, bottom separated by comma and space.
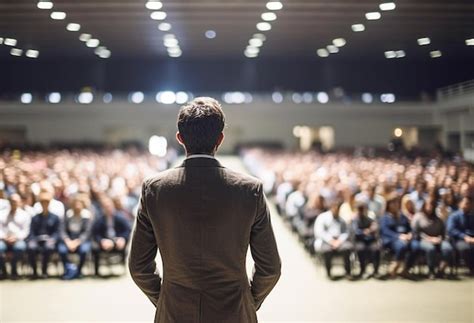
0, 208, 31, 240
185, 154, 216, 160
33, 198, 65, 219
314, 210, 349, 247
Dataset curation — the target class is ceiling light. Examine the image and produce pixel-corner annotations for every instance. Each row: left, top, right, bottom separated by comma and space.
327, 45, 339, 53
21, 93, 33, 104
317, 92, 329, 104
465, 38, 474, 46
332, 38, 346, 47
156, 91, 176, 104
351, 24, 365, 32
103, 93, 113, 103
37, 1, 53, 10
158, 22, 171, 31
266, 1, 283, 10
417, 37, 430, 46
253, 33, 266, 41
244, 49, 258, 58
365, 12, 381, 20
245, 47, 260, 55
163, 34, 176, 41
145, 1, 163, 10
0, 38, 3, 44
272, 92, 283, 103
66, 23, 81, 32
175, 92, 189, 104
79, 33, 91, 42
4, 38, 17, 46
86, 38, 100, 48
379, 2, 396, 11
48, 92, 61, 104
169, 52, 182, 57
26, 49, 40, 58
50, 11, 66, 20
129, 92, 144, 104
249, 38, 263, 47
317, 48, 329, 57
256, 22, 272, 31
98, 49, 111, 58
205, 30, 216, 39
10, 48, 22, 57
164, 38, 179, 47
362, 93, 373, 104
381, 93, 395, 103
261, 12, 277, 21
430, 50, 442, 58
150, 11, 167, 20
384, 51, 396, 58
77, 92, 94, 104
167, 47, 182, 55
395, 50, 405, 58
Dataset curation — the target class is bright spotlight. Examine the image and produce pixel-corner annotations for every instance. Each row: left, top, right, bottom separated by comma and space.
272, 92, 283, 103
103, 93, 113, 103
77, 92, 93, 104
156, 91, 176, 104
158, 23, 172, 31
266, 1, 283, 10
150, 11, 167, 20
362, 93, 373, 103
256, 22, 272, 31
317, 92, 329, 104
50, 11, 66, 20
146, 1, 163, 10
205, 30, 217, 39
48, 92, 61, 104
175, 92, 189, 104
381, 93, 396, 103
365, 12, 381, 20
351, 24, 365, 32
129, 92, 144, 104
379, 2, 396, 11
37, 1, 53, 10
66, 23, 81, 32
394, 128, 403, 137
261, 12, 277, 21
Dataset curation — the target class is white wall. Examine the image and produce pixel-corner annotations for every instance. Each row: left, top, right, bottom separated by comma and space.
0, 97, 469, 152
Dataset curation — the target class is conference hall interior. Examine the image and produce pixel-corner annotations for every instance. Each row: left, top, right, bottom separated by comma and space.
1, 0, 473, 322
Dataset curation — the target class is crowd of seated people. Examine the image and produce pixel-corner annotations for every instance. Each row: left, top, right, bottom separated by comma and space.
0, 148, 172, 280
242, 147, 474, 280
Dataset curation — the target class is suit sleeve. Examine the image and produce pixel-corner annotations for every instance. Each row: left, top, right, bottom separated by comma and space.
128, 179, 162, 307
250, 181, 281, 311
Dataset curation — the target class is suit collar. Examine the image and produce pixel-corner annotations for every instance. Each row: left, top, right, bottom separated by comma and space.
177, 156, 224, 168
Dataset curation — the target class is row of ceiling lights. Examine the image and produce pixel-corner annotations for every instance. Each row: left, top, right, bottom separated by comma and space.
36, 0, 111, 58
17, 91, 396, 105
0, 37, 40, 58
146, 0, 182, 57
244, 1, 283, 58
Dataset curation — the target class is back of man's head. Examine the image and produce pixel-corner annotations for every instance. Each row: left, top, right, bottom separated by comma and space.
177, 97, 226, 155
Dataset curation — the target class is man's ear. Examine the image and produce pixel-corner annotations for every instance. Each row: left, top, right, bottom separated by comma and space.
176, 132, 184, 145
216, 132, 224, 148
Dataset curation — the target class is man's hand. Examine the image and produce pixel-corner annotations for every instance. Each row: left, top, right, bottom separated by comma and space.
114, 237, 126, 250
5, 235, 17, 245
101, 238, 115, 251
330, 238, 341, 249
430, 236, 442, 245
464, 236, 474, 244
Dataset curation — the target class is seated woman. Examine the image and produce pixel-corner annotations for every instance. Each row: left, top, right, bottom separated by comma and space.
379, 194, 417, 278
351, 198, 380, 278
412, 197, 453, 279
58, 196, 93, 280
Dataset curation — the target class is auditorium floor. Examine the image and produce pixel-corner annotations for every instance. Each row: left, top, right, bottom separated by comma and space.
1, 156, 473, 323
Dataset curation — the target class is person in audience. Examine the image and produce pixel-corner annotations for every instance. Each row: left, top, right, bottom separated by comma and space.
339, 190, 357, 224
27, 191, 61, 279
351, 198, 380, 278
379, 195, 417, 278
409, 180, 427, 212
411, 197, 453, 279
314, 199, 353, 279
356, 184, 385, 218
92, 198, 131, 276
447, 196, 474, 275
401, 194, 416, 221
58, 196, 93, 279
0, 194, 30, 279
33, 185, 65, 219
436, 188, 455, 223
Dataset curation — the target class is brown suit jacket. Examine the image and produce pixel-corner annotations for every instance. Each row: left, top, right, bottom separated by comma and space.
128, 156, 281, 323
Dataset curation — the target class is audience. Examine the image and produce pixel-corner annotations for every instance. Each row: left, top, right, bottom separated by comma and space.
0, 147, 171, 280
242, 147, 474, 280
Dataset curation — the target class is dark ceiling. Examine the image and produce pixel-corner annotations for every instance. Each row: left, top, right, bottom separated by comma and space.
0, 0, 473, 97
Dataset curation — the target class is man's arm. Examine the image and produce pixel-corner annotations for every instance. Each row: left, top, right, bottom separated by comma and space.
250, 181, 281, 311
128, 179, 161, 307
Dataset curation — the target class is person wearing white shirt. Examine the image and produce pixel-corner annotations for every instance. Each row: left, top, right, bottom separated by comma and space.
33, 194, 65, 219
314, 200, 353, 279
0, 194, 31, 279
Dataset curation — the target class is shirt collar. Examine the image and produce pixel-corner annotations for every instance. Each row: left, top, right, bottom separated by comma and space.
184, 154, 216, 160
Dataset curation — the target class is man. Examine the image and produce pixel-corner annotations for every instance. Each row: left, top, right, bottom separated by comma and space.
0, 194, 30, 279
128, 97, 281, 323
314, 199, 353, 279
92, 197, 131, 276
27, 191, 61, 279
447, 196, 474, 275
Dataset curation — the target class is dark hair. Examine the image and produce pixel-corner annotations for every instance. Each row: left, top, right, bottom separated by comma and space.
177, 97, 226, 154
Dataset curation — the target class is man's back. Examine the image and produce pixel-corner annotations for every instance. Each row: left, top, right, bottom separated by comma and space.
129, 156, 281, 323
